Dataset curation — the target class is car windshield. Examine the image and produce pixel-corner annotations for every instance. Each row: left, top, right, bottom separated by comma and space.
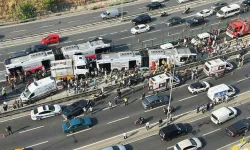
189, 139, 197, 146
111, 146, 120, 150
48, 105, 55, 111
143, 99, 150, 105
175, 144, 182, 150
135, 26, 139, 30
66, 122, 71, 128
103, 11, 108, 15
77, 65, 86, 69
23, 88, 31, 98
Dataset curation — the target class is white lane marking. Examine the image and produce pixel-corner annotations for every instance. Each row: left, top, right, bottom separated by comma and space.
76, 38, 84, 41
93, 16, 100, 18
179, 95, 197, 102
19, 126, 44, 134
40, 25, 54, 28
138, 7, 146, 9
10, 30, 26, 33
120, 36, 134, 40
68, 20, 78, 23
0, 70, 6, 73
167, 146, 174, 149
63, 41, 72, 44
142, 38, 157, 42
147, 30, 161, 34
8, 51, 16, 54
120, 30, 127, 32
172, 24, 185, 28
107, 116, 129, 125
25, 141, 48, 148
88, 36, 96, 39
0, 62, 3, 63
100, 34, 107, 37
144, 104, 165, 113
0, 114, 30, 123
115, 44, 131, 48
110, 32, 118, 34
102, 104, 117, 111
66, 128, 91, 136
191, 26, 202, 31
211, 22, 220, 26
203, 128, 221, 136
237, 77, 250, 83
171, 32, 181, 35
235, 90, 250, 97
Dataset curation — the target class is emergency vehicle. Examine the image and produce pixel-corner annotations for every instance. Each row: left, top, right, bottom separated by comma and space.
226, 18, 250, 38
148, 73, 180, 90
61, 37, 112, 59
50, 55, 89, 80
96, 51, 141, 71
203, 58, 233, 76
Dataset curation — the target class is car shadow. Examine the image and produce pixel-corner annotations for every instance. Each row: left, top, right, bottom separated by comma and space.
235, 107, 242, 116
0, 34, 5, 39
13, 125, 30, 133
198, 137, 207, 148
60, 37, 69, 43
91, 117, 99, 126
124, 144, 134, 150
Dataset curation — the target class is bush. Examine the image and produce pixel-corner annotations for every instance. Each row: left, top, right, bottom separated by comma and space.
12, 1, 37, 20
42, 0, 56, 11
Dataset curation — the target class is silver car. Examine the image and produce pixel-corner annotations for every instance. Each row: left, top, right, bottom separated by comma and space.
102, 144, 126, 150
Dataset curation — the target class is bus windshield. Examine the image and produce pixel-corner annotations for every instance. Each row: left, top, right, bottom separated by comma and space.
227, 25, 236, 32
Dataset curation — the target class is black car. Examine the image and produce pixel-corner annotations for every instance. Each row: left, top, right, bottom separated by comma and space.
166, 16, 183, 26
186, 17, 205, 27
62, 100, 94, 119
130, 75, 145, 85
146, 2, 162, 10
132, 14, 152, 25
211, 2, 227, 11
225, 119, 250, 137
25, 44, 49, 54
242, 0, 250, 6
142, 95, 169, 109
9, 51, 27, 59
159, 123, 188, 141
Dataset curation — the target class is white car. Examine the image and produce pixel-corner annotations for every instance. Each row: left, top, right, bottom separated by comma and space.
176, 0, 191, 3
174, 137, 202, 150
160, 43, 174, 49
151, 0, 165, 3
131, 24, 150, 34
196, 9, 214, 17
31, 104, 62, 120
188, 81, 210, 94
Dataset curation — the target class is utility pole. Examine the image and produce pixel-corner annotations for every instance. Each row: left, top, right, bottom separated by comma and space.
120, 0, 123, 21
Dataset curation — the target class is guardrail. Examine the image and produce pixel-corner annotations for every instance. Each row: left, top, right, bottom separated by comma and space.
0, 0, 218, 45
1, 32, 249, 118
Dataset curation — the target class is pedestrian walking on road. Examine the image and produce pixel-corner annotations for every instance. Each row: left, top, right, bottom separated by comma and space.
114, 96, 118, 105
141, 92, 145, 100
158, 118, 163, 127
196, 105, 200, 113
108, 101, 113, 110
124, 97, 128, 106
206, 103, 210, 111
6, 126, 13, 135
89, 106, 93, 114
146, 122, 150, 130
123, 132, 128, 139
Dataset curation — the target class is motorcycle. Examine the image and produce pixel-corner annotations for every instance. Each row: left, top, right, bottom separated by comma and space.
91, 92, 105, 101
134, 118, 146, 125
163, 106, 175, 114
160, 12, 169, 17
182, 7, 190, 14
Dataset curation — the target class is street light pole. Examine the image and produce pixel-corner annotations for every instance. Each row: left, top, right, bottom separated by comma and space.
121, 0, 123, 21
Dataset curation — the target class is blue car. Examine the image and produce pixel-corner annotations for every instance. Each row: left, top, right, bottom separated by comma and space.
62, 117, 92, 133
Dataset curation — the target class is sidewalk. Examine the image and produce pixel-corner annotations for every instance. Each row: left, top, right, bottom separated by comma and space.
74, 91, 250, 150
222, 138, 250, 150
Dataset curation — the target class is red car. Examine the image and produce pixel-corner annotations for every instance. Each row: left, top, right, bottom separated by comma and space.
42, 33, 60, 45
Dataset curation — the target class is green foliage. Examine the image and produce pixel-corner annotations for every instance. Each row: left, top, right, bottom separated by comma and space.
12, 1, 37, 20
42, 0, 56, 11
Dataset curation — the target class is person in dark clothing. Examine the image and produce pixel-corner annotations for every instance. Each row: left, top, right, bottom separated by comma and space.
6, 126, 13, 135
206, 103, 210, 111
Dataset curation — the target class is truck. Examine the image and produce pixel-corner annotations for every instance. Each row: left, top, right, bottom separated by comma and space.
50, 54, 89, 80
20, 76, 60, 104
226, 18, 250, 38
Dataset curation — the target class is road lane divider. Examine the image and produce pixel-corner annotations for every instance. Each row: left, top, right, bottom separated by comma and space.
19, 126, 44, 134
107, 116, 130, 125
25, 141, 48, 148
179, 95, 198, 102
202, 128, 221, 136
73, 90, 250, 150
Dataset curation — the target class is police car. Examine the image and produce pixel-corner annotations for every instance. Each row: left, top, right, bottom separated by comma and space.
31, 104, 62, 120
188, 81, 210, 94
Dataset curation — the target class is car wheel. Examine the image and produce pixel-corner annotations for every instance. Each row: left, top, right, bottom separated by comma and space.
70, 131, 74, 133
194, 91, 197, 94
38, 117, 42, 120
197, 147, 201, 150
86, 126, 90, 129
150, 106, 153, 109
135, 32, 138, 34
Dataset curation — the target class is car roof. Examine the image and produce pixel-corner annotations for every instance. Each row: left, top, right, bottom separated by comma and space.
69, 118, 82, 126
137, 24, 146, 27
160, 124, 178, 133
37, 105, 50, 113
201, 9, 210, 12
230, 119, 250, 130
212, 107, 232, 117
177, 139, 193, 148
138, 14, 149, 17
146, 95, 161, 103
190, 82, 203, 87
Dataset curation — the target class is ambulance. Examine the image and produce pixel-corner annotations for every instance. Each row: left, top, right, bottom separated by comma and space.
203, 58, 233, 76
148, 73, 180, 90
207, 84, 235, 103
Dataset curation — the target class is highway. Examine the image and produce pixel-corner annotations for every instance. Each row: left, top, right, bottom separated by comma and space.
128, 102, 250, 150
0, 0, 192, 39
0, 0, 245, 71
1, 54, 250, 149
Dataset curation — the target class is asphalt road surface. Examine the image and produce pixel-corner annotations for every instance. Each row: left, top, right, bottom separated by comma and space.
1, 55, 250, 150
0, 0, 244, 72
0, 0, 189, 39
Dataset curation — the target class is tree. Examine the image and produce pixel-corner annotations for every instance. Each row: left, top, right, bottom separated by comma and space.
12, 1, 36, 20
42, 0, 56, 11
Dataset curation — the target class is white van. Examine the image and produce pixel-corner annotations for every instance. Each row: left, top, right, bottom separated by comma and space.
20, 77, 59, 104
100, 8, 119, 19
216, 4, 240, 18
211, 107, 237, 125
207, 84, 235, 103
203, 58, 233, 76
191, 32, 211, 46
148, 73, 180, 90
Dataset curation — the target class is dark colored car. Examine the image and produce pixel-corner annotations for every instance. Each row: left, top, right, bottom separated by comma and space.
25, 44, 49, 54
186, 17, 205, 27
142, 95, 169, 109
166, 16, 183, 26
159, 123, 188, 141
146, 2, 162, 10
225, 119, 250, 137
130, 76, 145, 85
9, 51, 27, 59
242, 0, 250, 6
62, 100, 94, 119
132, 14, 152, 25
211, 2, 227, 11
